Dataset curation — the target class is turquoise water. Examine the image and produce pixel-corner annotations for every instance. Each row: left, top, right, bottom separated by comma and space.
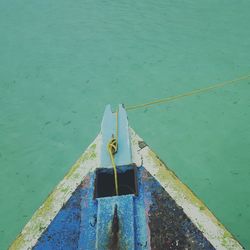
0, 0, 250, 249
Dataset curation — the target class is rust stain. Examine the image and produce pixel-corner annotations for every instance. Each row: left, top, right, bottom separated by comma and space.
109, 205, 120, 250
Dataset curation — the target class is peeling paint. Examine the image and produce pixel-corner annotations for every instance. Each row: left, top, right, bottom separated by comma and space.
9, 135, 101, 250
9, 129, 243, 250
129, 128, 243, 250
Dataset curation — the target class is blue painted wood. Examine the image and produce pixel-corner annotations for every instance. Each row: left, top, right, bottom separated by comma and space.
78, 173, 97, 250
32, 106, 214, 249
33, 167, 214, 249
100, 104, 115, 168
96, 195, 135, 250
33, 186, 83, 250
100, 104, 132, 168
134, 168, 151, 249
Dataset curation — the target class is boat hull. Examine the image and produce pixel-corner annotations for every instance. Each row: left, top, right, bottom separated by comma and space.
9, 129, 243, 250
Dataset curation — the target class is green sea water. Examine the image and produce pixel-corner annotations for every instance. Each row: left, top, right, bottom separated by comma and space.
0, 0, 250, 249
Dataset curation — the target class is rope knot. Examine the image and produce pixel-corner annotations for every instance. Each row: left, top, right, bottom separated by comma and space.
108, 136, 118, 155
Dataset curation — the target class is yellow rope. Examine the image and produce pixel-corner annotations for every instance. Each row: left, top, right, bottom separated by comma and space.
107, 110, 119, 195
126, 74, 250, 111
106, 74, 249, 194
